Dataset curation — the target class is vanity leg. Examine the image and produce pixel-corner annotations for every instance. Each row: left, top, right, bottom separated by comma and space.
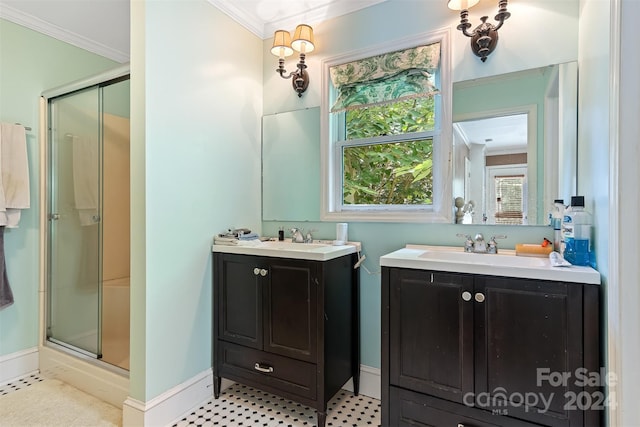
317, 410, 327, 427
213, 375, 221, 399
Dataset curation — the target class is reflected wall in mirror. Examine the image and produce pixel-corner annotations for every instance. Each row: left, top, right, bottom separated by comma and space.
453, 109, 535, 225
262, 107, 321, 221
452, 62, 578, 226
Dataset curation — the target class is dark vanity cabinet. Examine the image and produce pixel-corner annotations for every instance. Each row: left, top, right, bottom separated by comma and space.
382, 267, 601, 427
213, 252, 360, 427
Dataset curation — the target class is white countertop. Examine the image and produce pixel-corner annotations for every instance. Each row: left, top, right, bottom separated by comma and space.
212, 240, 361, 261
380, 244, 601, 284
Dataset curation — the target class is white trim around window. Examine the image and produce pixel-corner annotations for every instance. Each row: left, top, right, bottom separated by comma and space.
320, 28, 452, 223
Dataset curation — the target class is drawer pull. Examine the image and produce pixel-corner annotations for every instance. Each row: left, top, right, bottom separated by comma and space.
254, 363, 274, 373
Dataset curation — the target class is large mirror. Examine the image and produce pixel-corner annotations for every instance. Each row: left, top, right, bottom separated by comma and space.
262, 63, 578, 224
262, 107, 321, 221
452, 62, 577, 225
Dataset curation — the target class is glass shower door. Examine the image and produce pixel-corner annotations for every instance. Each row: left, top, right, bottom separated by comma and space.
47, 86, 102, 357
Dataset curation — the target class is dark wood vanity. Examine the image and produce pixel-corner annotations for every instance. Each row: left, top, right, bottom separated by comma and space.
380, 246, 602, 427
212, 250, 360, 427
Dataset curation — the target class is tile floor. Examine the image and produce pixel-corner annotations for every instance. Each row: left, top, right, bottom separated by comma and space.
0, 373, 45, 395
173, 383, 381, 427
2, 374, 380, 427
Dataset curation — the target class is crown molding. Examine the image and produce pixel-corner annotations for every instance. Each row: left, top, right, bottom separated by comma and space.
207, 0, 265, 38
0, 4, 129, 63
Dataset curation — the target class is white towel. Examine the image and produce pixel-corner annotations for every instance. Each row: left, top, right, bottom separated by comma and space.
71, 135, 99, 226
213, 236, 264, 247
0, 123, 30, 228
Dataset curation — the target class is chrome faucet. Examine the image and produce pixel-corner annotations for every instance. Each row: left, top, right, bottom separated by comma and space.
473, 233, 487, 253
457, 233, 507, 254
291, 227, 317, 243
291, 228, 305, 243
305, 229, 317, 244
456, 233, 474, 252
487, 235, 507, 254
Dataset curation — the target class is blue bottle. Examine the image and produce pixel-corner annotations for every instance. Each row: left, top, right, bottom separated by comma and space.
562, 196, 593, 267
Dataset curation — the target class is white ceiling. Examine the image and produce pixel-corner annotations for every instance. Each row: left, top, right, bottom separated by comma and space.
454, 114, 528, 155
0, 0, 386, 63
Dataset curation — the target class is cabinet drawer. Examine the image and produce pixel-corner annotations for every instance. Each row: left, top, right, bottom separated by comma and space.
218, 341, 317, 400
389, 386, 542, 427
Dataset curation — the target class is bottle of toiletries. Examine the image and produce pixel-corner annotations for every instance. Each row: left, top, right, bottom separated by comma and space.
278, 227, 284, 241
562, 196, 592, 266
552, 199, 564, 252
561, 203, 572, 256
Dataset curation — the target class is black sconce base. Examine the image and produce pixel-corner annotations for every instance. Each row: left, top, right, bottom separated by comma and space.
292, 69, 309, 97
454, 0, 510, 63
470, 16, 499, 62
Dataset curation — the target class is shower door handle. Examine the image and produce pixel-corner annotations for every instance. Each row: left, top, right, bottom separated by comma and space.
92, 215, 101, 223
48, 213, 60, 220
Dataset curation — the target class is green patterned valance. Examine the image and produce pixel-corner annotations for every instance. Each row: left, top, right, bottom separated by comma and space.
330, 43, 440, 112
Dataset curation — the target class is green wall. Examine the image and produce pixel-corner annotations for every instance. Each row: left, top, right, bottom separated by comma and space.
0, 18, 117, 358
578, 0, 610, 281
130, 0, 263, 400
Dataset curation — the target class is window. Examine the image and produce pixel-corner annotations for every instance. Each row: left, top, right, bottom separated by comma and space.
487, 166, 528, 225
321, 30, 451, 222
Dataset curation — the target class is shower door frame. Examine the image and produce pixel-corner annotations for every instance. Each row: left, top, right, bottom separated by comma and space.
41, 65, 130, 363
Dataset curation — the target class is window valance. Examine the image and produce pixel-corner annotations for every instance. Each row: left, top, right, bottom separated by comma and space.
330, 42, 440, 112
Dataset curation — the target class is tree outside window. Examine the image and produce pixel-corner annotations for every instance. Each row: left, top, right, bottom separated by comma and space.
342, 98, 435, 205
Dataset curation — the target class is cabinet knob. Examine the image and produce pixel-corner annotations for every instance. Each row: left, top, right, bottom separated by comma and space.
462, 291, 472, 301
253, 268, 260, 276
457, 424, 465, 427
260, 269, 268, 277
474, 292, 485, 303
254, 363, 274, 373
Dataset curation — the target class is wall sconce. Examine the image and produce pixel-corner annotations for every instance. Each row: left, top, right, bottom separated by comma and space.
271, 24, 315, 97
448, 0, 511, 62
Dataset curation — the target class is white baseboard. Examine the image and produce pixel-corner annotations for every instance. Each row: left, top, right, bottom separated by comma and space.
0, 347, 39, 385
342, 364, 381, 400
123, 369, 214, 427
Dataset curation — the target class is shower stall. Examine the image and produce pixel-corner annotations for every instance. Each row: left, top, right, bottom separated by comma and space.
42, 66, 130, 381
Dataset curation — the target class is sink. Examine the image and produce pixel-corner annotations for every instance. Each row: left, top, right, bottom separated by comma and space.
417, 249, 547, 268
380, 244, 600, 284
212, 240, 360, 261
